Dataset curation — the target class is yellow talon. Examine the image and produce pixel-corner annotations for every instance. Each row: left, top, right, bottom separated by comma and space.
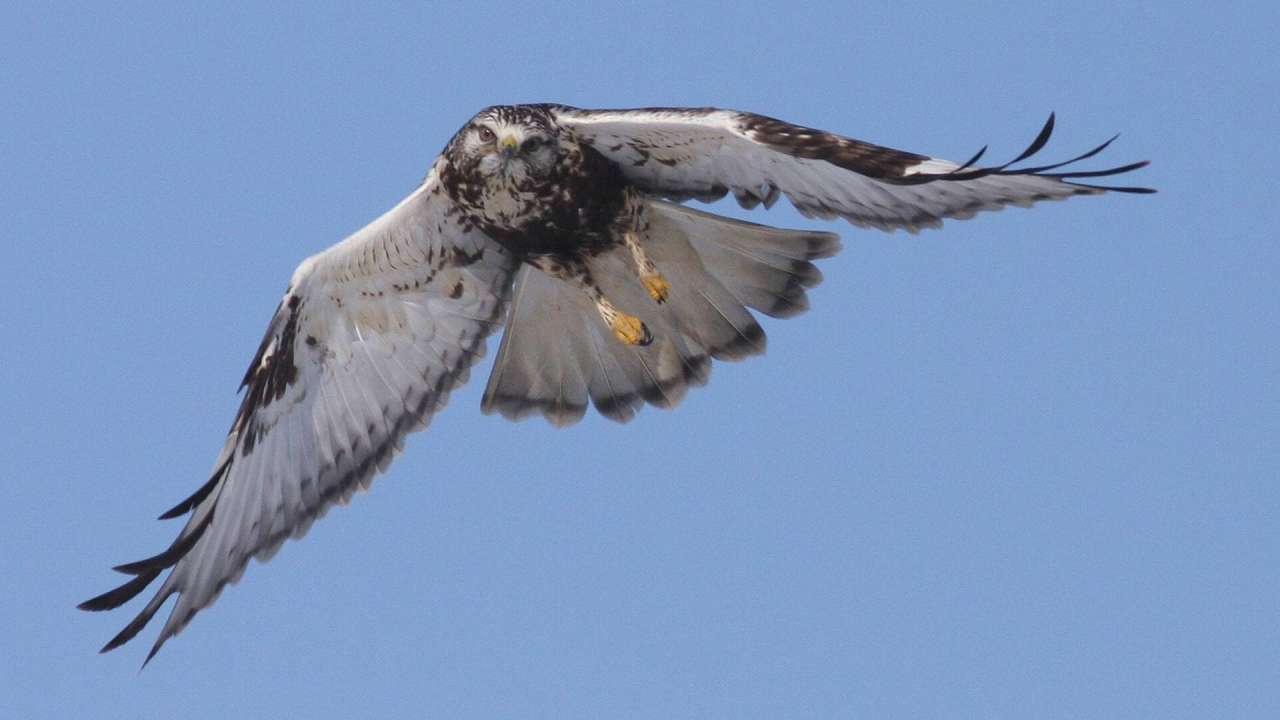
642, 273, 671, 304
595, 292, 653, 346
610, 312, 653, 346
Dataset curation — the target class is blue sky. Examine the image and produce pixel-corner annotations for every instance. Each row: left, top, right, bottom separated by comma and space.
2, 2, 1276, 718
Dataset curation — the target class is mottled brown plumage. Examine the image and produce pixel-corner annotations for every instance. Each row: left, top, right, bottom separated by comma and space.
440, 105, 629, 258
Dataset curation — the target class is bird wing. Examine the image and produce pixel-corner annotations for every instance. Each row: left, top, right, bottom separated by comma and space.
550, 106, 1152, 232
79, 167, 518, 663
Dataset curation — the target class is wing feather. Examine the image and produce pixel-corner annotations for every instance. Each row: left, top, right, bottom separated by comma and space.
80, 168, 517, 662
551, 107, 1152, 231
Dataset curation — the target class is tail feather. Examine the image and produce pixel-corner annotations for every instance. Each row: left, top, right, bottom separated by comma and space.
649, 201, 840, 319
480, 201, 838, 426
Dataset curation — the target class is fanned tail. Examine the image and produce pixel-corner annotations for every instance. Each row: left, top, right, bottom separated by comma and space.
481, 200, 840, 426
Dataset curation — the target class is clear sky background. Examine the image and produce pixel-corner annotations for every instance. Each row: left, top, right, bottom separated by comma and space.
1, 2, 1275, 718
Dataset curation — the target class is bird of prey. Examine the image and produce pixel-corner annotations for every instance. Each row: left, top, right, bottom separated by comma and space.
80, 104, 1152, 663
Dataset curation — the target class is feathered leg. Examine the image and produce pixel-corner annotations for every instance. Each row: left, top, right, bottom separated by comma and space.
624, 231, 670, 304
527, 256, 653, 346
614, 199, 670, 304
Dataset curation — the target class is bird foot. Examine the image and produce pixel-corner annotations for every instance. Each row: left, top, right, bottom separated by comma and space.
641, 273, 671, 304
623, 231, 668, 305
594, 285, 653, 346
609, 312, 652, 346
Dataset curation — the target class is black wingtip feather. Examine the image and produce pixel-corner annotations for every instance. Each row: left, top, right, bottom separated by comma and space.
88, 507, 221, 656
953, 144, 988, 174
158, 456, 230, 519
1015, 133, 1120, 175
78, 569, 162, 612
97, 595, 164, 654
1008, 112, 1055, 166
141, 638, 166, 669
1047, 160, 1151, 179
1067, 182, 1157, 194
894, 113, 1153, 193
112, 509, 215, 575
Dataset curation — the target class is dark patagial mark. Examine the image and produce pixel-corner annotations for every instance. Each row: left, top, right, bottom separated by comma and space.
740, 111, 930, 180
234, 293, 305, 455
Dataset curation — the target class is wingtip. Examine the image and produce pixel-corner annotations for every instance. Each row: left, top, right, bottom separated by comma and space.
1014, 113, 1057, 165
79, 570, 161, 612
99, 628, 132, 654
1108, 185, 1158, 194
141, 640, 165, 669
92, 587, 172, 659
951, 144, 989, 175
157, 456, 231, 520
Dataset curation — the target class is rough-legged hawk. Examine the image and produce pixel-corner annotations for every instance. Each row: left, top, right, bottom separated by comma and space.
81, 104, 1152, 663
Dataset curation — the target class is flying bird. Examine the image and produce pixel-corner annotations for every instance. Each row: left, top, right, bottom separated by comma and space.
80, 104, 1152, 663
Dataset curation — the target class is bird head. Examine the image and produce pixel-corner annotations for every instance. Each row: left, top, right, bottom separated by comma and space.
454, 105, 561, 181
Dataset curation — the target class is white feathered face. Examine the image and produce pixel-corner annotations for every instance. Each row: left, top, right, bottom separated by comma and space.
459, 106, 560, 183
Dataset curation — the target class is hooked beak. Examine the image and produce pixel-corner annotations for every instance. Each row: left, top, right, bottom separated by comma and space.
498, 134, 518, 159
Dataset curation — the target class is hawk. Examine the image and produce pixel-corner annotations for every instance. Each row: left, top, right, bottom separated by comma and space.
80, 104, 1152, 663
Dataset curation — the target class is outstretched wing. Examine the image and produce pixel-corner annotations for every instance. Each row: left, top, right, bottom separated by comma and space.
79, 169, 517, 663
551, 106, 1153, 232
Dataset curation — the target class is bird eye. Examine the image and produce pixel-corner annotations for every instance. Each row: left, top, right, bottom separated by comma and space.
521, 137, 543, 152
477, 127, 495, 143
